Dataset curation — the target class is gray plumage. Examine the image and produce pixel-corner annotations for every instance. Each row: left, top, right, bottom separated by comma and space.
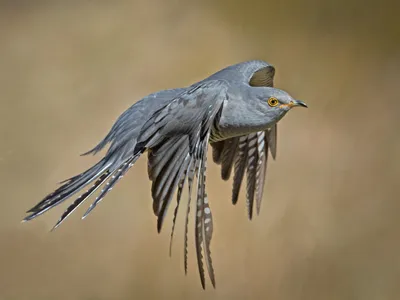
23, 60, 307, 289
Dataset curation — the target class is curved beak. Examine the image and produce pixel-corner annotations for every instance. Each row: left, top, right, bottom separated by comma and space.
291, 100, 308, 108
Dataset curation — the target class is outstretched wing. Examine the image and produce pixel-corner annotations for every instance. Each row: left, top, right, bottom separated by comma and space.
23, 88, 187, 228
210, 63, 278, 219
143, 80, 228, 288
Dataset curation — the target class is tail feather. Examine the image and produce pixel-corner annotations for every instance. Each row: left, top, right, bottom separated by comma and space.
82, 154, 141, 219
24, 160, 111, 221
26, 159, 110, 214
24, 149, 143, 226
57, 162, 102, 185
50, 171, 112, 231
80, 128, 116, 157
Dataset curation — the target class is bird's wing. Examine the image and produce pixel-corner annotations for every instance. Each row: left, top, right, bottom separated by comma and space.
24, 77, 226, 288
248, 63, 275, 87
23, 88, 188, 229
210, 62, 277, 219
143, 79, 228, 289
207, 59, 274, 84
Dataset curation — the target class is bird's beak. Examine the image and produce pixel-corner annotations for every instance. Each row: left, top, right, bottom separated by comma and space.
290, 100, 308, 108
279, 100, 308, 109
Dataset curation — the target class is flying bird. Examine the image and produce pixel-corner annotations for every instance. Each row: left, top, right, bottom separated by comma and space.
23, 60, 307, 289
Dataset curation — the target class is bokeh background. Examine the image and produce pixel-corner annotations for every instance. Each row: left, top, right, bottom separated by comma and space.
1, 0, 399, 299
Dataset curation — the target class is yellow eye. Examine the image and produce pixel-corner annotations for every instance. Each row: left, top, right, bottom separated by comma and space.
267, 97, 279, 107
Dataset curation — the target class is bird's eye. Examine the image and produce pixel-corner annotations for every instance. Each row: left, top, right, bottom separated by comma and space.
267, 97, 279, 107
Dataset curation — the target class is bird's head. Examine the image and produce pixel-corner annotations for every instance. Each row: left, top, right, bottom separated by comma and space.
253, 87, 307, 123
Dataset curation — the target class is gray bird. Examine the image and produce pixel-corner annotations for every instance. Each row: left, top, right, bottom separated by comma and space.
23, 60, 307, 289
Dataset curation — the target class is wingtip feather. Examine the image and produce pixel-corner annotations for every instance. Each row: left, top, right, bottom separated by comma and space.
81, 205, 95, 220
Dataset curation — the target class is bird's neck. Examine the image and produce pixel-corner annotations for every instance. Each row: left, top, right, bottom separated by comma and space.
212, 94, 277, 141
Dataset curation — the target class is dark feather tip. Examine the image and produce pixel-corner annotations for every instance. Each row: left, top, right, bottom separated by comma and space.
156, 218, 163, 233
81, 208, 93, 220
22, 213, 36, 222
50, 224, 59, 232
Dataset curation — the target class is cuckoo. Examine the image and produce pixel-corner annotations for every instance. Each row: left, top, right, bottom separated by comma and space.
23, 60, 307, 289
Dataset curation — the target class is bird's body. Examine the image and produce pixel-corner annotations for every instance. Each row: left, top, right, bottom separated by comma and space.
23, 60, 307, 289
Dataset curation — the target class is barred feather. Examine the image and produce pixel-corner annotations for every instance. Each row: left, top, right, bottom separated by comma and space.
51, 171, 112, 231
255, 131, 267, 215
25, 160, 110, 217
184, 159, 198, 274
267, 124, 277, 159
169, 158, 193, 257
199, 136, 216, 288
82, 155, 140, 219
195, 158, 206, 288
246, 133, 259, 220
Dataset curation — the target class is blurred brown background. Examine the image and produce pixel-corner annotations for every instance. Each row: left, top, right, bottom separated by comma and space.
1, 0, 399, 299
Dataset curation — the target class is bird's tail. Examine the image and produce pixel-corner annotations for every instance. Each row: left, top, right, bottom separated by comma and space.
23, 148, 142, 229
